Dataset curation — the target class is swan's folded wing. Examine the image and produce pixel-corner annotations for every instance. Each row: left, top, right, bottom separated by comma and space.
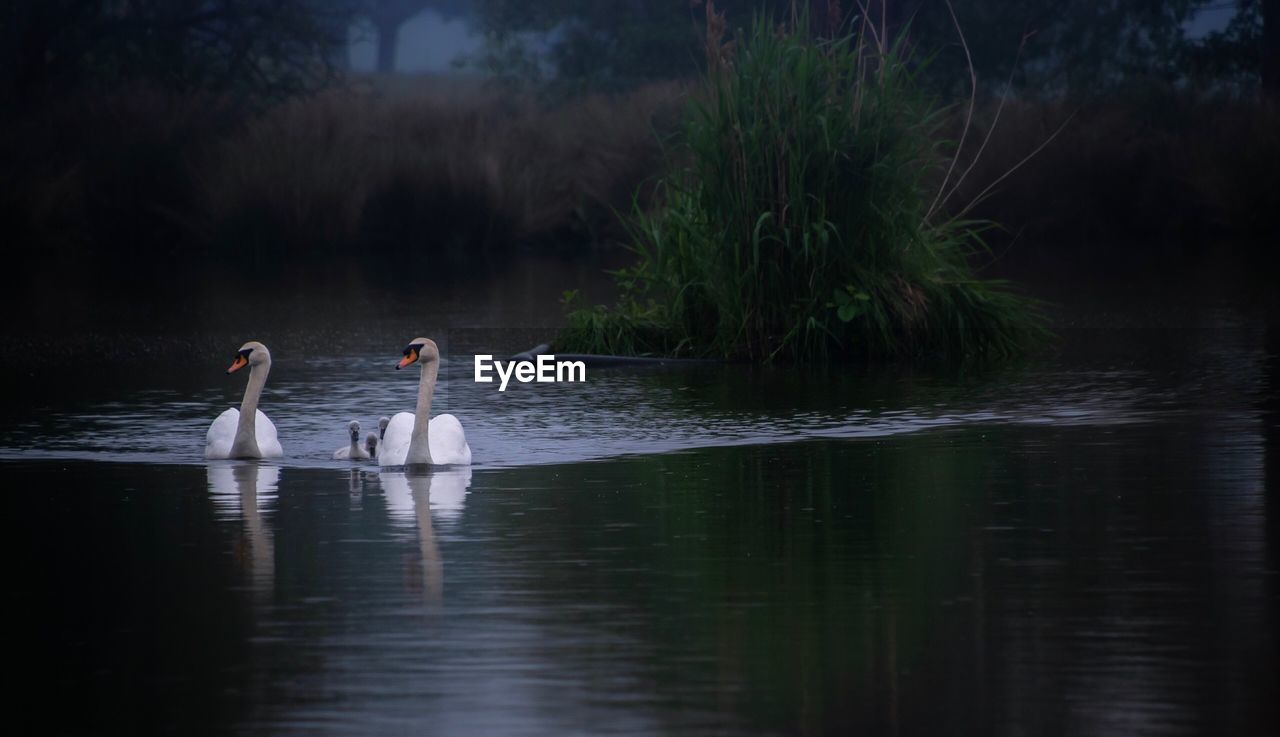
378, 412, 415, 467
206, 408, 239, 459
428, 467, 472, 518
254, 410, 284, 458
428, 414, 472, 466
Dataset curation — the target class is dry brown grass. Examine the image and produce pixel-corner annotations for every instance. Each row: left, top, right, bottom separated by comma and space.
198, 77, 688, 270
0, 76, 687, 286
2, 74, 1275, 293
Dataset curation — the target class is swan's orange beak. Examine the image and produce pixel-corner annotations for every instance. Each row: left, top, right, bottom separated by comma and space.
227, 355, 248, 374
397, 349, 419, 370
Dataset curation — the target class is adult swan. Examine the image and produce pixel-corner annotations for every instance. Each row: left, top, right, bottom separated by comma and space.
206, 341, 284, 459
379, 338, 472, 467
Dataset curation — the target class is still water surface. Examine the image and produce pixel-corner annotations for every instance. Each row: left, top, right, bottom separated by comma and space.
3, 262, 1278, 735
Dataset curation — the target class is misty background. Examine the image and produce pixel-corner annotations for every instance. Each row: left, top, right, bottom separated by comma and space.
347, 1, 1250, 75
1, 0, 1277, 304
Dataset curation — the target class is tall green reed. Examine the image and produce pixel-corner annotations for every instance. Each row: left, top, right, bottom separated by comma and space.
558, 9, 1046, 362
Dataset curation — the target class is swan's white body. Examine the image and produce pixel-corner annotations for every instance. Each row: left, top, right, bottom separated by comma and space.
206, 341, 283, 460
206, 464, 278, 593
380, 467, 472, 522
207, 408, 282, 459
379, 338, 472, 467
380, 468, 472, 604
379, 412, 471, 466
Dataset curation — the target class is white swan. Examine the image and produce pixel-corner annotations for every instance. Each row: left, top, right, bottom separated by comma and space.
364, 432, 379, 458
206, 341, 284, 459
206, 463, 278, 594
333, 420, 371, 460
379, 338, 472, 467
380, 467, 472, 523
380, 468, 472, 604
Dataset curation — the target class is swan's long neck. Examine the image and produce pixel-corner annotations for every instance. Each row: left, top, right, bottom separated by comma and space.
231, 359, 269, 457
412, 477, 442, 605
235, 464, 274, 587
406, 359, 437, 464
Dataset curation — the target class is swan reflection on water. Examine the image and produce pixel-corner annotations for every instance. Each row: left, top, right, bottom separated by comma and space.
206, 462, 279, 596
380, 467, 473, 605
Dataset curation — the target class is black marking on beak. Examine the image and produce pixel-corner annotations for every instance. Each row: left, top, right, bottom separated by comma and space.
227, 348, 252, 374
397, 344, 422, 370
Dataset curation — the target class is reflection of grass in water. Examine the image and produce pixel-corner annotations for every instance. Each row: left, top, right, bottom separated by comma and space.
485, 435, 1000, 733
557, 13, 1046, 363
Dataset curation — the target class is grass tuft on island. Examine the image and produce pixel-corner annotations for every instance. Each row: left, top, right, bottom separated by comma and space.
555, 12, 1047, 363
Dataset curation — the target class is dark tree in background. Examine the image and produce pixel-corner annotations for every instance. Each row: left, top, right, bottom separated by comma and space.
1184, 1, 1266, 89
895, 0, 1204, 93
467, 0, 857, 92
360, 0, 471, 72
6, 1, 1266, 98
887, 0, 1273, 96
469, 0, 1272, 97
0, 0, 351, 104
471, 0, 709, 92
364, 0, 423, 72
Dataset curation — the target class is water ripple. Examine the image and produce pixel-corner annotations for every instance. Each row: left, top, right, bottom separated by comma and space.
0, 352, 1190, 468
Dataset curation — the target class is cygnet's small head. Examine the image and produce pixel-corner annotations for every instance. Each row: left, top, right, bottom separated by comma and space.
348, 420, 361, 442
396, 338, 439, 370
365, 432, 379, 455
226, 341, 270, 375
378, 416, 391, 438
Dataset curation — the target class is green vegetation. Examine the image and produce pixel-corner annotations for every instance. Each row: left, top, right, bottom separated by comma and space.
556, 14, 1046, 363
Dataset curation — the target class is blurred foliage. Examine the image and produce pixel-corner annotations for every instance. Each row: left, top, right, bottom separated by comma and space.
1183, 0, 1265, 88
2, 1, 1265, 101
468, 0, 706, 94
905, 0, 1207, 95
470, 0, 1269, 97
918, 0, 1269, 95
0, 0, 353, 104
467, 1, 852, 95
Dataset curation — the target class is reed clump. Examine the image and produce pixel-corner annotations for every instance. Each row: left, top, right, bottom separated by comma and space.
557, 10, 1046, 363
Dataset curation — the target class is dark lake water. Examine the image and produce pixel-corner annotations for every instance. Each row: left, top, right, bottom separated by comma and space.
3, 258, 1278, 735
